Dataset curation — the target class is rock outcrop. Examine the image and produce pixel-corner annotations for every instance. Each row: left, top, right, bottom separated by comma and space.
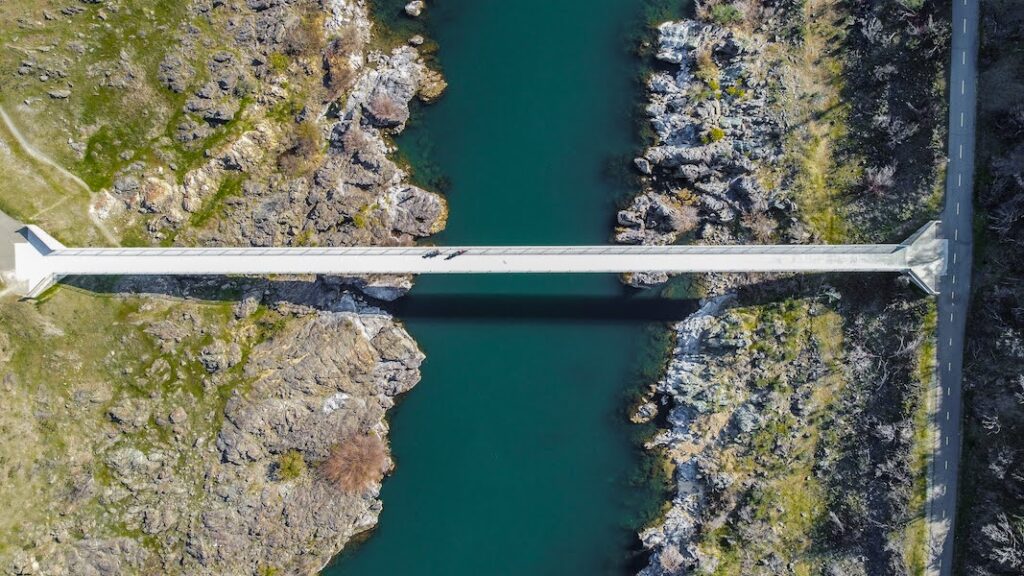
0, 0, 448, 574
11, 282, 425, 575
634, 295, 733, 575
97, 0, 448, 299
618, 20, 798, 288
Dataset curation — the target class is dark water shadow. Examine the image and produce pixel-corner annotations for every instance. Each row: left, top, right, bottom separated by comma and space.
388, 293, 695, 322
59, 274, 698, 322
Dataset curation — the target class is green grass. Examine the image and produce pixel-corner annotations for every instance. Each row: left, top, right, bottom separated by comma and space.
710, 4, 743, 25
190, 174, 249, 230
0, 283, 287, 559
904, 302, 937, 575
693, 299, 845, 574
277, 450, 307, 481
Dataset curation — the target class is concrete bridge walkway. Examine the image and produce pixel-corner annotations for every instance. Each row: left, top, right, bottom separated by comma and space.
2, 216, 946, 298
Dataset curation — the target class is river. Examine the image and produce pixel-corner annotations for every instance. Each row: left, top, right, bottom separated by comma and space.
326, 1, 690, 574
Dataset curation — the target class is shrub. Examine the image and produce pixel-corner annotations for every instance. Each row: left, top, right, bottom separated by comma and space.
324, 38, 356, 98
277, 120, 322, 173
365, 93, 407, 125
320, 434, 391, 493
284, 11, 325, 57
325, 57, 355, 99
702, 126, 726, 144
695, 49, 720, 90
267, 53, 290, 74
675, 203, 701, 234
725, 85, 747, 98
277, 450, 306, 481
710, 4, 743, 25
673, 188, 700, 206
741, 211, 778, 242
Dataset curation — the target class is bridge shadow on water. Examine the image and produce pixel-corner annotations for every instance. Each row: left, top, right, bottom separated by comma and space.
59, 274, 698, 323
388, 293, 695, 322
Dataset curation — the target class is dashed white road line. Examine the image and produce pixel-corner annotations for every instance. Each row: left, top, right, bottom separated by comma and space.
961, 79, 965, 94
954, 229, 959, 241
956, 201, 960, 213
960, 112, 965, 127
963, 18, 967, 34
959, 144, 963, 158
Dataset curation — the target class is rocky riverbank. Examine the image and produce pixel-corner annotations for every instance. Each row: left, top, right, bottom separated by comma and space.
625, 1, 949, 573
92, 0, 447, 300
0, 0, 447, 574
6, 278, 426, 575
617, 18, 791, 289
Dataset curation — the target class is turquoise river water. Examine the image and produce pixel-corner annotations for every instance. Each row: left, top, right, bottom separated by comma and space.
326, 1, 691, 574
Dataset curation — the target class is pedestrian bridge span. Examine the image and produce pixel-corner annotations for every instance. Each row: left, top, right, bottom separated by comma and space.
2, 219, 947, 298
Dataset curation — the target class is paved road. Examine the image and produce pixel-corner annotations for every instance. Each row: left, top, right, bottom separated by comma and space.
928, 0, 979, 574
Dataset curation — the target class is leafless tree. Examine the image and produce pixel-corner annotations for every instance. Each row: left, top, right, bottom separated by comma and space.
989, 194, 1024, 237
863, 164, 897, 197
988, 446, 1014, 480
873, 63, 897, 82
886, 118, 920, 148
741, 211, 777, 242
861, 17, 888, 45
674, 203, 701, 234
982, 513, 1024, 569
982, 413, 1002, 435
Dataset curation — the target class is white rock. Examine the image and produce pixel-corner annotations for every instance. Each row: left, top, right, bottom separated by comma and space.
322, 392, 350, 414
404, 1, 425, 17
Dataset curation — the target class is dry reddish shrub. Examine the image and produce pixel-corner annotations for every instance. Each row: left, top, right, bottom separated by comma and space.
365, 93, 406, 125
324, 37, 356, 98
320, 434, 391, 493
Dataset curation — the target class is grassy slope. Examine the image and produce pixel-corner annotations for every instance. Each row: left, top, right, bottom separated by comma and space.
0, 0, 330, 564
0, 283, 282, 560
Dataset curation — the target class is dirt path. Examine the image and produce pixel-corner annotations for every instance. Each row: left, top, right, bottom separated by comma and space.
0, 105, 119, 245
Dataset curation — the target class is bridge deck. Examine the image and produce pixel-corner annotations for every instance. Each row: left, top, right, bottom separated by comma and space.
44, 244, 907, 275
7, 221, 948, 297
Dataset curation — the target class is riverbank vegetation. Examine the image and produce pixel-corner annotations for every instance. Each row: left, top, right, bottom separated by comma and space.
954, 1, 1024, 573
